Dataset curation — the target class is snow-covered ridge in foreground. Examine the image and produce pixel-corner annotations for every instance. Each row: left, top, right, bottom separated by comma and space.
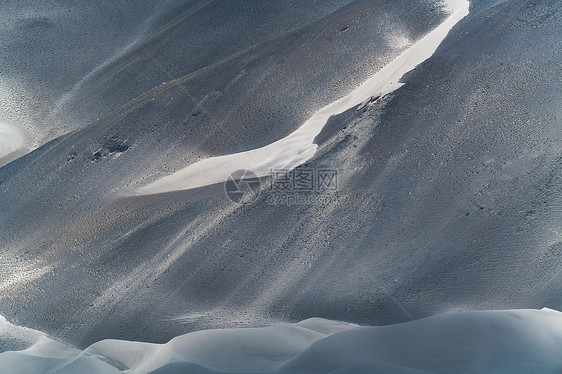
135, 0, 469, 195
1, 309, 561, 373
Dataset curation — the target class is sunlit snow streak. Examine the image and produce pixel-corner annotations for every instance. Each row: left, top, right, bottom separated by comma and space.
135, 0, 470, 195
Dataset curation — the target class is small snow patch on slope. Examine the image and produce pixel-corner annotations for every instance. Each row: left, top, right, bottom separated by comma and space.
0, 121, 26, 166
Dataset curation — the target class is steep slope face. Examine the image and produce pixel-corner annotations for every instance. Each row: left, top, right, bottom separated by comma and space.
0, 0, 363, 151
0, 0, 450, 346
0, 0, 560, 349
0, 0, 170, 148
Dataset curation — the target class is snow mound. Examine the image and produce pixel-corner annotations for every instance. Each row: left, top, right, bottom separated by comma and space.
1, 309, 561, 373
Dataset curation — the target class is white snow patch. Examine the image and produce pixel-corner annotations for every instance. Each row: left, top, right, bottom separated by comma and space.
386, 33, 411, 49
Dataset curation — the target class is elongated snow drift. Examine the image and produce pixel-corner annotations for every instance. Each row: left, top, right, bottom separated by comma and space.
135, 0, 470, 195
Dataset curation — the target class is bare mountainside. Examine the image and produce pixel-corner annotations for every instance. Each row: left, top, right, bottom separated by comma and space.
0, 0, 560, 355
